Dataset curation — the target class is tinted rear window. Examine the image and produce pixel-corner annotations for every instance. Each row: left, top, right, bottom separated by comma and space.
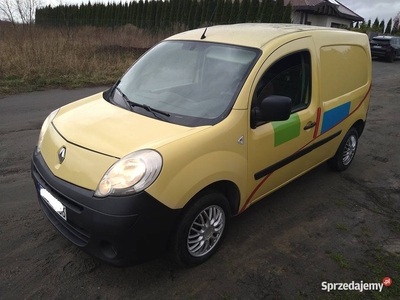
371, 39, 391, 45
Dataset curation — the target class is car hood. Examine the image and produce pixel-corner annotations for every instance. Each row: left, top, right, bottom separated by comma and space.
52, 92, 207, 158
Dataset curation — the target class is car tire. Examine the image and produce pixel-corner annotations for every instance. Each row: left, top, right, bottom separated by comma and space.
328, 128, 359, 171
168, 190, 230, 267
388, 50, 395, 63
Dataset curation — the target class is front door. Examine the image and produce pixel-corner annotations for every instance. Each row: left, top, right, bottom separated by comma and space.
244, 37, 320, 211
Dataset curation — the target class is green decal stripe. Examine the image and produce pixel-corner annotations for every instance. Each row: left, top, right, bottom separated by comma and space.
272, 113, 300, 147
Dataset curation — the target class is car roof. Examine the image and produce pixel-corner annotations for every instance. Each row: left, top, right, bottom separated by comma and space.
165, 23, 344, 49
373, 35, 397, 40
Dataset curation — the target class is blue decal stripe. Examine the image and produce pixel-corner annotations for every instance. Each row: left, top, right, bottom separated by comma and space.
321, 102, 351, 133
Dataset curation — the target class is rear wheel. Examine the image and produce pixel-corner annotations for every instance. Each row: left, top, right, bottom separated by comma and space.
168, 190, 230, 266
328, 128, 358, 171
388, 50, 396, 62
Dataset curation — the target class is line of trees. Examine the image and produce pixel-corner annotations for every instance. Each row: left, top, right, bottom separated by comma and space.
354, 14, 400, 35
35, 0, 292, 32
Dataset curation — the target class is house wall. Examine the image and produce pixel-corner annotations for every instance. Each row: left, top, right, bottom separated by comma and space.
291, 11, 302, 24
292, 11, 352, 28
325, 15, 352, 27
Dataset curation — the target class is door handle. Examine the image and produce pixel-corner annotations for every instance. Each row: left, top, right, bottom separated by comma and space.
304, 122, 316, 130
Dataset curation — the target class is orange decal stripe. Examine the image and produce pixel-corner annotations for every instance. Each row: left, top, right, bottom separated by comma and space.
313, 107, 321, 138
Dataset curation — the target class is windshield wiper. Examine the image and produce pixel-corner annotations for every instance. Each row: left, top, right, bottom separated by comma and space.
128, 101, 171, 121
116, 87, 171, 119
116, 87, 133, 111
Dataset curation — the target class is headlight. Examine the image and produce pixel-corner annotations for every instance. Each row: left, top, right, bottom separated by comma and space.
94, 149, 162, 197
37, 109, 60, 153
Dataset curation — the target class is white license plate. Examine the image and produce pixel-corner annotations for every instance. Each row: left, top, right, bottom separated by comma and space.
39, 185, 67, 221
373, 45, 382, 48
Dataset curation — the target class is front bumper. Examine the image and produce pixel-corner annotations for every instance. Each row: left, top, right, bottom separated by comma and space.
31, 149, 180, 267
370, 48, 391, 58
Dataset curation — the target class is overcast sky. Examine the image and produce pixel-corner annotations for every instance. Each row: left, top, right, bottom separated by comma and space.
44, 0, 400, 24
338, 0, 400, 23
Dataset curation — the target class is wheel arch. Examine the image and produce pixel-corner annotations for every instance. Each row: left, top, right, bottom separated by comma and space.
352, 119, 365, 137
181, 180, 241, 216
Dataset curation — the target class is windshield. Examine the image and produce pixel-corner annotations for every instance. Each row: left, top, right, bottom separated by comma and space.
113, 41, 260, 126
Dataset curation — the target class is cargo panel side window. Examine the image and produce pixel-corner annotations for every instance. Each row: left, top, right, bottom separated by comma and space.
251, 51, 311, 127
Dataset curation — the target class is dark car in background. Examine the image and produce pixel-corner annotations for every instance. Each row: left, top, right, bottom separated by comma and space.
370, 35, 400, 62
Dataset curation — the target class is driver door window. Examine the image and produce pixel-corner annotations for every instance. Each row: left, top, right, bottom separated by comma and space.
252, 51, 311, 128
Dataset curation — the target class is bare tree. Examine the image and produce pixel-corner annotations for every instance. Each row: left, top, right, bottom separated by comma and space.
16, 0, 38, 24
0, 0, 17, 24
0, 0, 42, 25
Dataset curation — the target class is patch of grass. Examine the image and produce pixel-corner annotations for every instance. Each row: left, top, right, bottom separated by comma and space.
388, 220, 400, 233
334, 200, 345, 206
361, 226, 371, 237
296, 290, 308, 297
336, 223, 350, 231
329, 252, 353, 269
0, 74, 117, 96
319, 244, 400, 299
367, 261, 384, 275
371, 207, 384, 215
394, 261, 400, 270
372, 250, 387, 263
0, 24, 169, 97
361, 247, 400, 300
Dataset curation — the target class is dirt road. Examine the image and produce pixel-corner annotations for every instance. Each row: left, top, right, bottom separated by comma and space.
0, 60, 399, 299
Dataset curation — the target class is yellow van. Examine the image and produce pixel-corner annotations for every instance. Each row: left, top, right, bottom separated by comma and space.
31, 24, 372, 267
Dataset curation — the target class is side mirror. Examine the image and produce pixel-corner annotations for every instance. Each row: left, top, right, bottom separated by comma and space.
252, 95, 292, 122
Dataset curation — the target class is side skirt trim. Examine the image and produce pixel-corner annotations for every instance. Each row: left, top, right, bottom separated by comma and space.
254, 130, 341, 180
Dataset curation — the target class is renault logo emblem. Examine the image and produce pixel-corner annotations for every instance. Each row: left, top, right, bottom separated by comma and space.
58, 147, 66, 164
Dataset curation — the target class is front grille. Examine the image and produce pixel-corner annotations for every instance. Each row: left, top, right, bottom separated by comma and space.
39, 196, 90, 246
33, 163, 90, 247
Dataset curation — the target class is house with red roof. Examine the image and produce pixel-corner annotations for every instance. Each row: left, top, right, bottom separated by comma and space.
285, 0, 363, 28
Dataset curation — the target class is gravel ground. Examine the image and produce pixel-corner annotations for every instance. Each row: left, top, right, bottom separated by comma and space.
0, 60, 399, 300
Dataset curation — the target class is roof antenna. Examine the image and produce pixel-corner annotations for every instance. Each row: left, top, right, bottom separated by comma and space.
200, 6, 217, 40
201, 28, 208, 39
